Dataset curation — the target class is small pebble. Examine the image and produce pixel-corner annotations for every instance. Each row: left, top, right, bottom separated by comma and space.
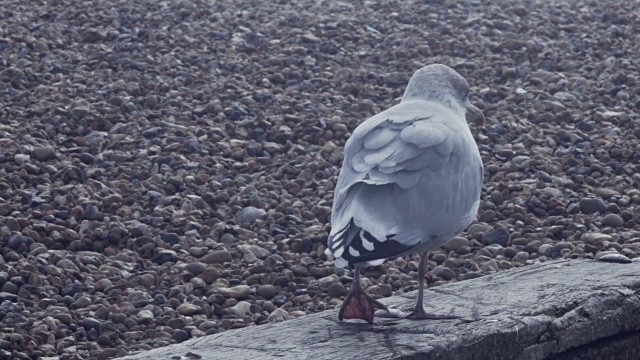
580, 198, 607, 215
267, 308, 290, 323
256, 285, 277, 299
327, 283, 347, 297
176, 303, 201, 315
236, 207, 266, 224
173, 330, 190, 343
482, 228, 510, 247
601, 214, 624, 228
596, 252, 632, 264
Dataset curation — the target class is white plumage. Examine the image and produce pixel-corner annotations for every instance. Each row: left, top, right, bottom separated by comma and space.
326, 97, 483, 267
327, 64, 485, 322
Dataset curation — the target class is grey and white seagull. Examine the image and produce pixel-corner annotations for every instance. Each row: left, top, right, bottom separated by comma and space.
326, 64, 484, 323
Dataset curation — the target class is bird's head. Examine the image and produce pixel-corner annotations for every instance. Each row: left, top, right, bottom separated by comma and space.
401, 64, 485, 126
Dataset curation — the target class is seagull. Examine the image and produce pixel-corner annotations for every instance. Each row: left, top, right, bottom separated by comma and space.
326, 64, 484, 323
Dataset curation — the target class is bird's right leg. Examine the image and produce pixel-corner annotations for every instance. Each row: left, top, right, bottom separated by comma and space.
338, 264, 388, 323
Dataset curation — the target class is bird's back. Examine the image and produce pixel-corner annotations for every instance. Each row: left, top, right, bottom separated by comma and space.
327, 100, 483, 267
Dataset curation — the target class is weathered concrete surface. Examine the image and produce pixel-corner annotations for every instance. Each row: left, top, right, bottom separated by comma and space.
120, 259, 640, 360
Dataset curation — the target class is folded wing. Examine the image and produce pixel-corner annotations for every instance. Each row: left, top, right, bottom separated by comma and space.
327, 99, 482, 267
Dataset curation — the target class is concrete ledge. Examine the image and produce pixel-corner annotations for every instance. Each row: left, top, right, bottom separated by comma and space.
120, 259, 640, 360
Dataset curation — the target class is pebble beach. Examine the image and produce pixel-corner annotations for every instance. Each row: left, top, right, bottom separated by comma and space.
0, 0, 639, 358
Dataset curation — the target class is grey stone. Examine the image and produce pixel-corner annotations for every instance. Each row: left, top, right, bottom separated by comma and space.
239, 245, 271, 259
553, 91, 577, 102
7, 234, 33, 251
159, 232, 181, 245
32, 146, 57, 161
433, 266, 457, 281
137, 310, 154, 319
513, 251, 529, 264
0, 292, 17, 302
601, 214, 624, 228
83, 317, 102, 331
316, 274, 340, 289
327, 283, 346, 297
128, 222, 150, 237
153, 250, 177, 265
184, 262, 207, 276
580, 233, 612, 244
265, 254, 285, 268
14, 154, 30, 165
167, 318, 186, 329
176, 303, 200, 315
102, 194, 123, 207
57, 259, 79, 271
202, 250, 232, 265
481, 228, 510, 247
236, 207, 266, 224
120, 260, 640, 360
596, 252, 631, 264
443, 237, 469, 252
173, 329, 190, 343
219, 285, 251, 299
267, 308, 289, 323
256, 285, 277, 299
538, 244, 553, 257
228, 301, 252, 317
243, 251, 258, 263
467, 224, 491, 237
541, 187, 562, 198
74, 296, 92, 308
366, 285, 392, 297
594, 188, 621, 199
128, 291, 152, 307
580, 198, 606, 215
220, 233, 237, 245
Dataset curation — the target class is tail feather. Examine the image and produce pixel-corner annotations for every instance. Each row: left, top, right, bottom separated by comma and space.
326, 220, 414, 268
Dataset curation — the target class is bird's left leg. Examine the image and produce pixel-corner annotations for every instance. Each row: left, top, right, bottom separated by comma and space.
406, 251, 459, 320
376, 252, 459, 320
338, 264, 388, 323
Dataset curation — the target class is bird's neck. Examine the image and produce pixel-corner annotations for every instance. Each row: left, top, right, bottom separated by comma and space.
402, 94, 467, 120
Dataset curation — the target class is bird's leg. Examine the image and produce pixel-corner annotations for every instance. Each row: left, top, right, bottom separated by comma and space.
406, 251, 459, 320
407, 251, 429, 318
338, 264, 388, 323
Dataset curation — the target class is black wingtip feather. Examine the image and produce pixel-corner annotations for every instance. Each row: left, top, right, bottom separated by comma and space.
340, 226, 415, 265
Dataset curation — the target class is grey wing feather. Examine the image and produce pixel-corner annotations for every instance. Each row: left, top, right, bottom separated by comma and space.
328, 99, 483, 266
401, 148, 448, 171
435, 135, 455, 156
399, 122, 448, 148
363, 127, 397, 150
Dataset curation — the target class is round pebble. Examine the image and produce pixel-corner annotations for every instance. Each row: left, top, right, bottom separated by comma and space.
327, 283, 347, 298
173, 330, 190, 343
256, 285, 277, 299
601, 214, 624, 228
580, 198, 607, 215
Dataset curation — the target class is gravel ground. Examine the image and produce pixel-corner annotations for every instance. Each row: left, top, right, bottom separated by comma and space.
0, 0, 639, 358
